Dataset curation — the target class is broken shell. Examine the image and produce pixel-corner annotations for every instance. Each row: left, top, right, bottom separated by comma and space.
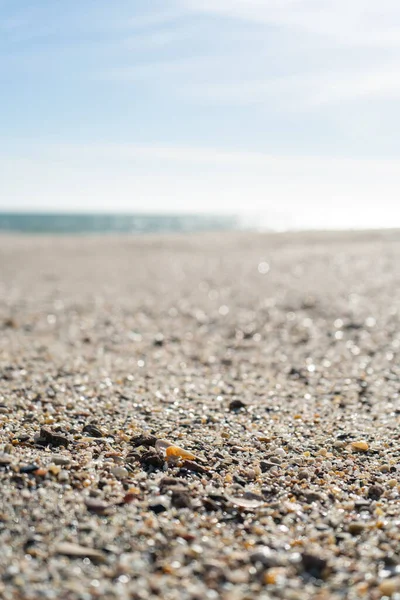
155, 439, 173, 454
165, 445, 197, 461
225, 493, 264, 509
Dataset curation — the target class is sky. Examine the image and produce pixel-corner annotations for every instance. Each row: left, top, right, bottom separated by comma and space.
1, 0, 400, 229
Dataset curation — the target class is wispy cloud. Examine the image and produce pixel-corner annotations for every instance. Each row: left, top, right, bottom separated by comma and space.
181, 0, 400, 47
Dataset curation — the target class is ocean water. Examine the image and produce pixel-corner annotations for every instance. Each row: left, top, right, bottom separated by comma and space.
0, 213, 243, 235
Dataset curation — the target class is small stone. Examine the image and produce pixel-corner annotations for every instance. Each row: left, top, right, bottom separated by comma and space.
351, 440, 369, 452
149, 497, 169, 514
250, 547, 279, 568
84, 497, 110, 514
260, 461, 278, 472
139, 450, 165, 470
275, 447, 286, 457
379, 578, 400, 596
171, 489, 192, 509
58, 470, 69, 482
368, 484, 384, 500
228, 399, 246, 411
51, 455, 71, 466
82, 424, 104, 438
159, 477, 187, 492
153, 334, 165, 346
0, 453, 12, 466
35, 428, 69, 448
20, 464, 40, 474
111, 466, 129, 479
298, 469, 309, 480
130, 435, 158, 448
301, 553, 328, 578
348, 521, 366, 535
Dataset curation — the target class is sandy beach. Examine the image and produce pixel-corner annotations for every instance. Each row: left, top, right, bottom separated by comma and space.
1, 230, 400, 600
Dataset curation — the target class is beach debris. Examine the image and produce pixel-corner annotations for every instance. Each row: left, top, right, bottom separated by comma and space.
155, 439, 198, 462
34, 427, 69, 448
54, 542, 106, 562
166, 446, 197, 461
351, 440, 369, 452
225, 492, 264, 509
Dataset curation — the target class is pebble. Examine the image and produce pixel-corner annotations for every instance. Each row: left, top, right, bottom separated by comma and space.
51, 455, 71, 466
275, 448, 286, 457
82, 424, 104, 438
301, 553, 328, 578
19, 464, 40, 474
368, 484, 384, 500
298, 469, 309, 480
111, 466, 129, 479
250, 547, 279, 568
348, 522, 367, 535
84, 497, 111, 514
379, 578, 400, 596
0, 453, 12, 466
351, 440, 369, 452
149, 497, 169, 514
228, 399, 247, 411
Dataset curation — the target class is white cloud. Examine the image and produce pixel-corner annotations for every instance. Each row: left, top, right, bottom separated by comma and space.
182, 0, 400, 47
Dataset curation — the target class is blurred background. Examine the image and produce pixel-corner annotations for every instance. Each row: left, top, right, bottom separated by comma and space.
1, 0, 400, 233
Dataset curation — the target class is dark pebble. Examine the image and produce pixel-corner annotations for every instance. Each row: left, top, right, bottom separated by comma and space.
171, 489, 192, 509
83, 424, 104, 438
153, 334, 165, 346
20, 464, 40, 474
159, 477, 187, 492
368, 484, 384, 500
139, 451, 165, 470
250, 547, 279, 568
301, 553, 328, 578
149, 500, 169, 514
84, 497, 110, 514
228, 399, 247, 411
130, 435, 158, 448
35, 427, 69, 448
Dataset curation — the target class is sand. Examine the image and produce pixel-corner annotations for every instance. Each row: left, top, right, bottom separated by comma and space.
0, 230, 400, 600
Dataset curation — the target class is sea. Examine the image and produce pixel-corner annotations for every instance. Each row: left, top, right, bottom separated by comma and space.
0, 212, 247, 235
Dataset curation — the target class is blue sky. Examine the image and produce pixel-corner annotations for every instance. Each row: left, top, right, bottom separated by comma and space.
2, 0, 400, 228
